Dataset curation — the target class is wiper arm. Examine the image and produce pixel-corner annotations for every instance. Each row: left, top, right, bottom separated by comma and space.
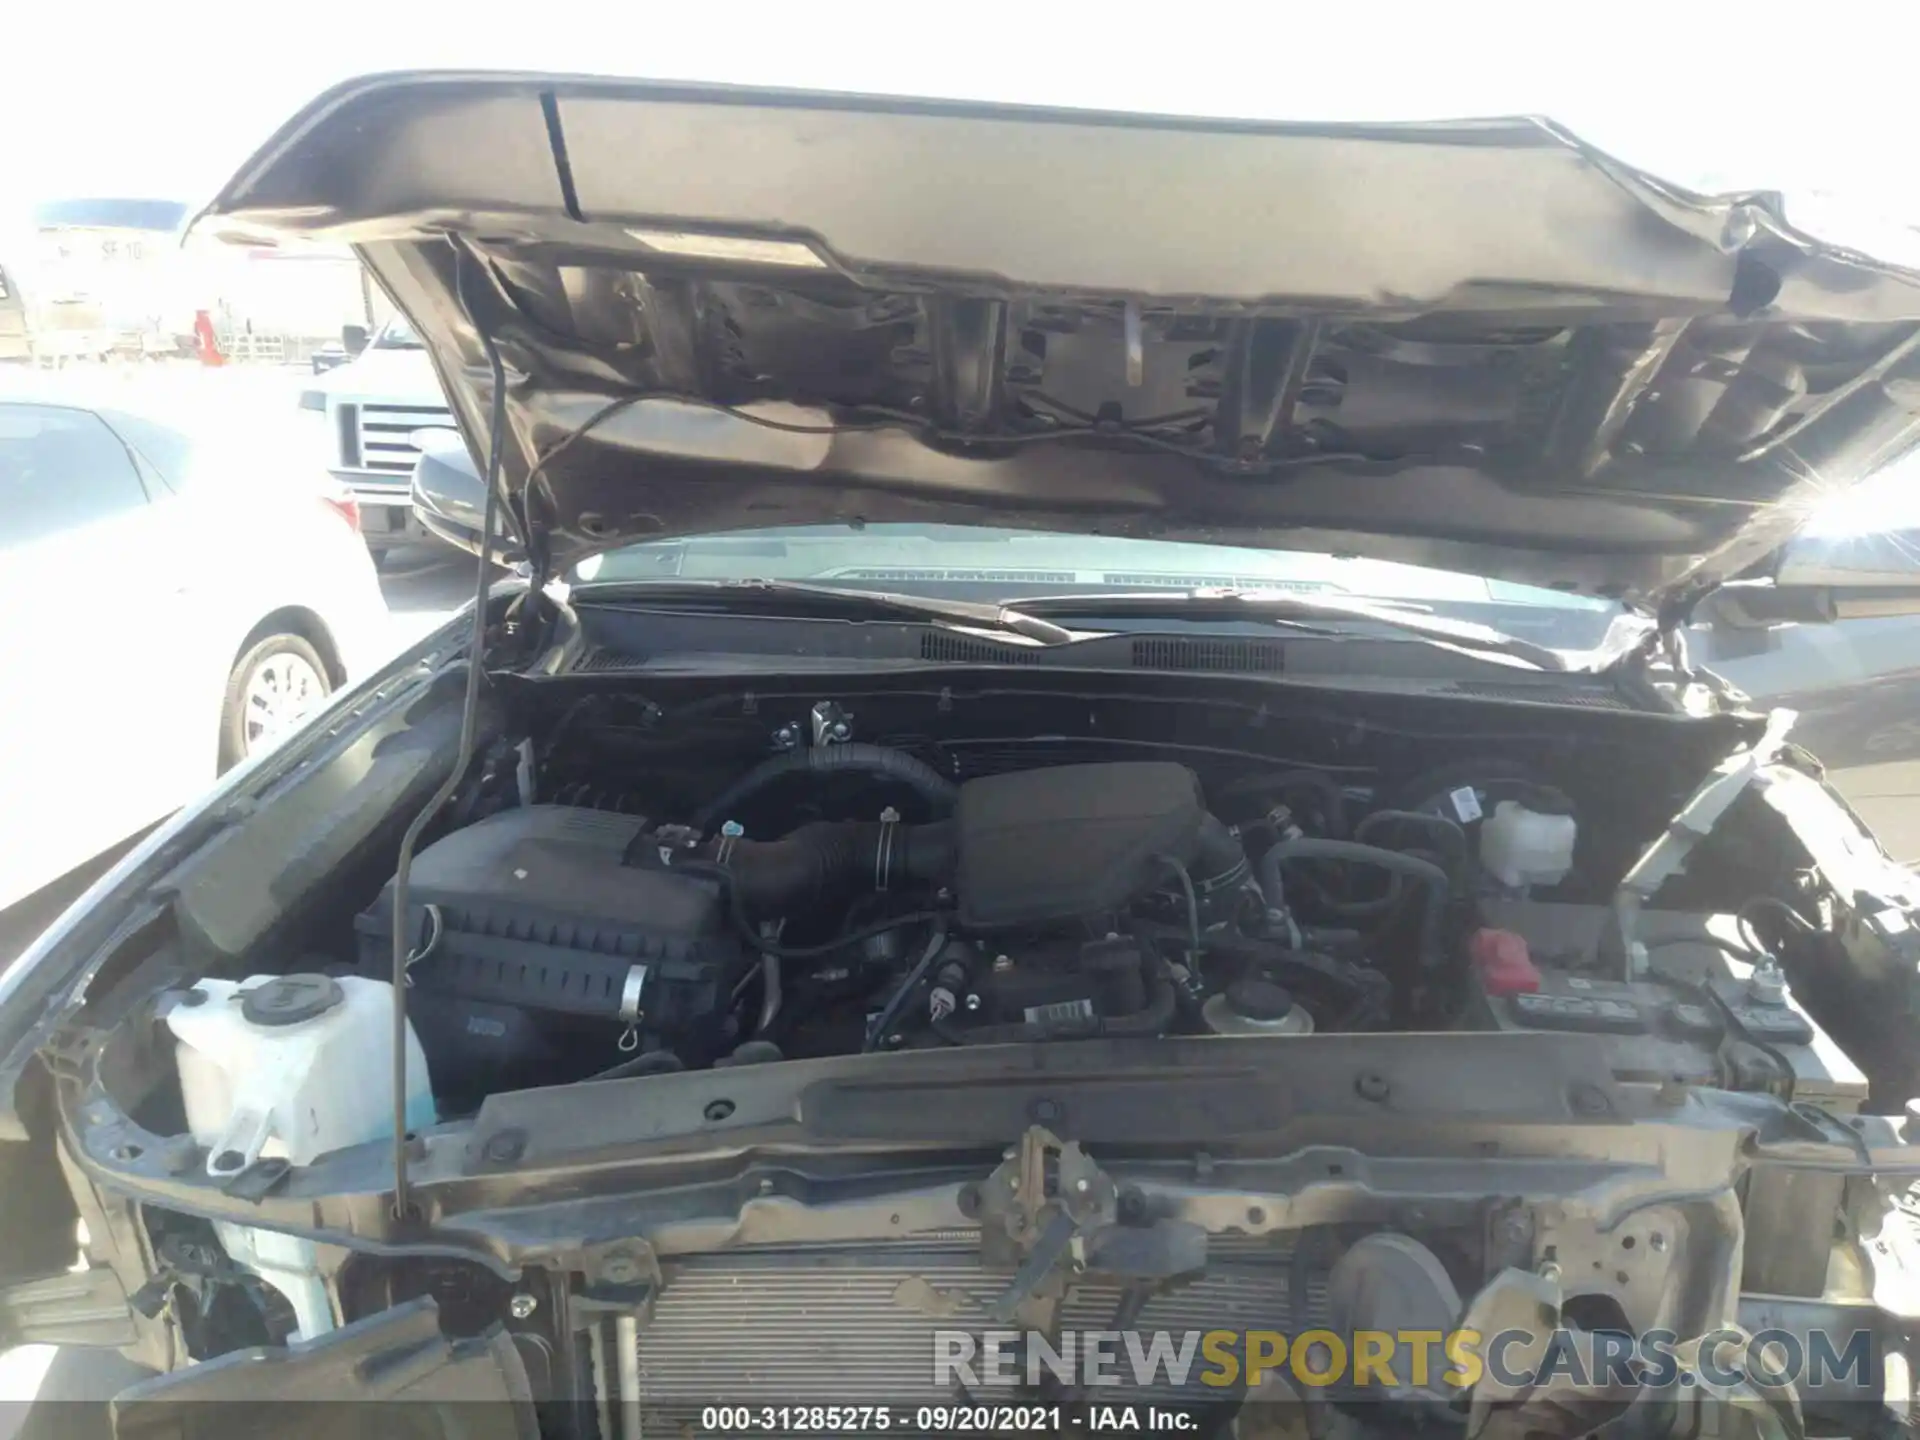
1017, 589, 1566, 670
574, 578, 1076, 645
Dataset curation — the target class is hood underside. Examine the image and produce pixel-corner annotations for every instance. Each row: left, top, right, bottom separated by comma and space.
199, 72, 1920, 603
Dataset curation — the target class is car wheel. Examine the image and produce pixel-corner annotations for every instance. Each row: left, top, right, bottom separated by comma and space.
219, 634, 333, 771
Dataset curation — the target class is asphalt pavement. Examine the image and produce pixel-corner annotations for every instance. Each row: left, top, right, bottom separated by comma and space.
371, 539, 478, 649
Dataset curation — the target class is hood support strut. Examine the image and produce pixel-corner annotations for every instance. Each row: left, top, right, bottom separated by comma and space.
388, 239, 510, 1223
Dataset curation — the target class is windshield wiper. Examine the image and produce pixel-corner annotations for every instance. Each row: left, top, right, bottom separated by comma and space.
1016, 589, 1567, 670
572, 578, 1076, 645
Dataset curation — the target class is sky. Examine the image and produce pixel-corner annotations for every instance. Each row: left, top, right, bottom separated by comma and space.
5, 0, 1920, 241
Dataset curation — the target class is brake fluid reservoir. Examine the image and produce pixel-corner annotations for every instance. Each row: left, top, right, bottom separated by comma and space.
166, 974, 434, 1337
1477, 801, 1577, 890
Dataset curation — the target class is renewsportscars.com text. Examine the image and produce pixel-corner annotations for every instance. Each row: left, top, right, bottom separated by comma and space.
933, 1326, 1871, 1395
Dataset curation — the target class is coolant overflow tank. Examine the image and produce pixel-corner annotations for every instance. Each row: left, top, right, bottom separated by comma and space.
1478, 800, 1577, 890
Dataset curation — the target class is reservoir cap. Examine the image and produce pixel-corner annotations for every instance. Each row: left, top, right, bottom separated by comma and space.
240, 974, 346, 1027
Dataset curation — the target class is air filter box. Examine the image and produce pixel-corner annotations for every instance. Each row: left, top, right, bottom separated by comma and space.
354, 805, 745, 1064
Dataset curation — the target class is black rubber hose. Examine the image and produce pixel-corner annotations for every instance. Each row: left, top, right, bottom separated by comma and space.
1260, 838, 1450, 976
589, 1048, 686, 1083
1353, 810, 1472, 888
1280, 813, 1465, 921
1097, 964, 1179, 1036
1179, 927, 1388, 1002
1193, 814, 1250, 890
661, 853, 949, 961
1220, 769, 1350, 837
692, 744, 958, 831
1354, 809, 1468, 860
690, 820, 955, 919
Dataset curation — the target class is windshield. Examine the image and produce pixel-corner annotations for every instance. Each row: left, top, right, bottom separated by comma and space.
572, 524, 1620, 649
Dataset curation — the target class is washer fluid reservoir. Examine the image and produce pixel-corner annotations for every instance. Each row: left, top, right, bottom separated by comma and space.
166, 973, 434, 1337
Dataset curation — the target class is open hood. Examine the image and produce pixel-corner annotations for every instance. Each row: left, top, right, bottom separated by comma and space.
197, 72, 1920, 607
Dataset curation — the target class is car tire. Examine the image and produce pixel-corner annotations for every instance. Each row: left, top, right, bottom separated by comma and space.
218, 634, 334, 773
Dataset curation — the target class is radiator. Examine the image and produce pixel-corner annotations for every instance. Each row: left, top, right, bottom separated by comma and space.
621, 1235, 1326, 1422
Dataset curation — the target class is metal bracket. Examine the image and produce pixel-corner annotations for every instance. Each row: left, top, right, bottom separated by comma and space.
974, 1127, 1208, 1330
976, 1127, 1118, 1327
1601, 708, 1796, 978
573, 1243, 664, 1316
810, 700, 852, 748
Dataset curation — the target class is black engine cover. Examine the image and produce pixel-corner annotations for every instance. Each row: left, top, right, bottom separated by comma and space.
953, 762, 1207, 930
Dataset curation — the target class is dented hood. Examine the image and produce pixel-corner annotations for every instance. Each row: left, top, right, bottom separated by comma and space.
198, 72, 1920, 604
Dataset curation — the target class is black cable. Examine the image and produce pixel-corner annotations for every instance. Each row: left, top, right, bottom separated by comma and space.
511, 387, 1406, 494
863, 920, 950, 1052
1636, 965, 1755, 1093
1642, 932, 1797, 1090
1260, 838, 1451, 989
389, 242, 506, 1221
750, 908, 946, 960
1157, 854, 1201, 958
1736, 895, 1814, 956
666, 857, 946, 961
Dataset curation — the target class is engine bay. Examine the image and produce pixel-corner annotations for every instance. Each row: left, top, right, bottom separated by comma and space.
95, 663, 1920, 1188
251, 675, 1882, 1123
32, 662, 1920, 1438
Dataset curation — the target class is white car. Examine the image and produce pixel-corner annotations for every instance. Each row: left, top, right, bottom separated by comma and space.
298, 315, 455, 563
0, 383, 389, 912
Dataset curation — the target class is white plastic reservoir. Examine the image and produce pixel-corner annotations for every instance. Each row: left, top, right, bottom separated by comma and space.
167, 973, 434, 1338
1477, 800, 1578, 891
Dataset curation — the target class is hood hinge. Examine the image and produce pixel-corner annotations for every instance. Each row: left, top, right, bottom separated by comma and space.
1641, 579, 1723, 678
1656, 579, 1720, 640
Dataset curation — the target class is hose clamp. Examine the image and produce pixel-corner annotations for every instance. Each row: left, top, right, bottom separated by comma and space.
403, 903, 444, 988
617, 964, 648, 1052
875, 806, 901, 892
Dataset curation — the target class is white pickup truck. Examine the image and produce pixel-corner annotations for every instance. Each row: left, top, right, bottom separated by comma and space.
297, 314, 454, 562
